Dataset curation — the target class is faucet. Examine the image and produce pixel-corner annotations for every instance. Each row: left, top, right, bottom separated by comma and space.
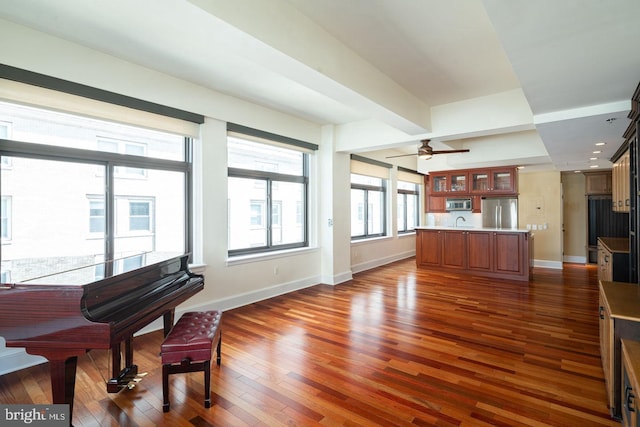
455, 216, 466, 228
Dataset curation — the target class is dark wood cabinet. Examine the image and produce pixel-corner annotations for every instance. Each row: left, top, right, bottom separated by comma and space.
417, 229, 441, 266
416, 228, 531, 281
427, 195, 445, 213
470, 168, 516, 194
442, 230, 466, 269
493, 231, 525, 275
425, 166, 517, 212
430, 171, 468, 194
467, 231, 492, 272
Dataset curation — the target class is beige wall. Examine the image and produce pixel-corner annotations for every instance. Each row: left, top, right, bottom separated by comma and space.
518, 171, 563, 267
561, 172, 587, 263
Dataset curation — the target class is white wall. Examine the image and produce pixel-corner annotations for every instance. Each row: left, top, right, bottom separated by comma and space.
0, 19, 415, 373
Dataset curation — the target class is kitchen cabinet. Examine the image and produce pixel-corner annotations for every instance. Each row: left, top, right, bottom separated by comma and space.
416, 229, 442, 266
425, 166, 518, 212
613, 150, 630, 212
470, 168, 517, 194
622, 339, 640, 427
427, 195, 445, 213
585, 171, 612, 195
598, 237, 630, 282
493, 231, 527, 276
430, 171, 468, 194
599, 282, 640, 420
442, 230, 467, 269
467, 231, 493, 272
415, 228, 531, 281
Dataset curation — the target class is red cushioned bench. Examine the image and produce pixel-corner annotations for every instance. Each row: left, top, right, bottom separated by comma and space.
160, 310, 222, 412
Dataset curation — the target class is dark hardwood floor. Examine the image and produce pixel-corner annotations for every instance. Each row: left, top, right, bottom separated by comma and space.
0, 259, 619, 426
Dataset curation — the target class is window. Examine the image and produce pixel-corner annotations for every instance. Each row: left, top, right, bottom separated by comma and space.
350, 155, 391, 240
1, 196, 11, 240
397, 181, 419, 233
97, 138, 147, 177
88, 198, 105, 233
350, 174, 386, 238
227, 130, 313, 256
0, 122, 11, 168
0, 100, 193, 282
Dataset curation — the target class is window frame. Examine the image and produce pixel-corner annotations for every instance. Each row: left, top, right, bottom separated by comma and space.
228, 161, 310, 256
397, 181, 420, 234
351, 174, 387, 240
1, 136, 193, 264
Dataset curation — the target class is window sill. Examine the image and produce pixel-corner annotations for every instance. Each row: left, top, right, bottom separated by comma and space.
351, 235, 393, 245
226, 246, 318, 266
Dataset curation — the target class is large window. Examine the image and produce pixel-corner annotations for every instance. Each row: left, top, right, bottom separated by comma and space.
397, 181, 419, 233
227, 131, 312, 256
350, 156, 390, 240
350, 174, 386, 239
0, 101, 193, 283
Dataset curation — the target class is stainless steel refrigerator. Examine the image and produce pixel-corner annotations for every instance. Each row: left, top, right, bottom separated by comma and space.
481, 197, 518, 229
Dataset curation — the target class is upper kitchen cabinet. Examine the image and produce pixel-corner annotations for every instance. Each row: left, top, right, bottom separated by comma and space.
611, 149, 630, 212
430, 171, 468, 194
585, 171, 612, 195
470, 167, 517, 195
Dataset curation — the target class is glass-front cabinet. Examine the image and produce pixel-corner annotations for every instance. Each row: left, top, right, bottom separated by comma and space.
450, 172, 467, 192
431, 171, 468, 193
470, 168, 515, 194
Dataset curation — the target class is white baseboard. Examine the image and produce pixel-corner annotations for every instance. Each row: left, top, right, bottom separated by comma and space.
533, 259, 563, 269
351, 251, 415, 274
563, 255, 587, 264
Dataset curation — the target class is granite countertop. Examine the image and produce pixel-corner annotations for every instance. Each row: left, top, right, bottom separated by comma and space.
600, 280, 640, 321
415, 226, 530, 233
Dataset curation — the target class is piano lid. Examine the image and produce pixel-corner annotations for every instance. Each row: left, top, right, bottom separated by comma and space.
15, 252, 186, 286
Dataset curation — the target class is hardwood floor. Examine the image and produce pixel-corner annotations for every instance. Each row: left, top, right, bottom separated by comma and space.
0, 259, 619, 426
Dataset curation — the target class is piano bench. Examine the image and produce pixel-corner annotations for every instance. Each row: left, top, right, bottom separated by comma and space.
160, 310, 222, 413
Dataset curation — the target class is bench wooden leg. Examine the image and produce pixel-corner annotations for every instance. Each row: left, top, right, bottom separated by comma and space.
162, 364, 170, 413
204, 361, 211, 408
216, 332, 222, 366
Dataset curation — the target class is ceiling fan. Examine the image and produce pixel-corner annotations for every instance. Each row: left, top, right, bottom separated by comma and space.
386, 139, 470, 160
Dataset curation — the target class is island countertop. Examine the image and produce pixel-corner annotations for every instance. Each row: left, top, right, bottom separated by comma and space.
415, 226, 530, 233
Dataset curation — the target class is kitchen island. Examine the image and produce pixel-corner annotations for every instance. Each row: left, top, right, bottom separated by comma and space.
415, 226, 532, 282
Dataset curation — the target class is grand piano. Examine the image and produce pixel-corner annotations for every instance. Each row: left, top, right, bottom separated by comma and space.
0, 253, 204, 418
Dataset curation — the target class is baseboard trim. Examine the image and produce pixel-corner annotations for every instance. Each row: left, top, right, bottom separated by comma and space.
563, 255, 587, 264
351, 251, 415, 274
533, 259, 563, 269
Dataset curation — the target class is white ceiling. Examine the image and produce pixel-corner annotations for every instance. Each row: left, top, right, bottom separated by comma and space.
0, 0, 638, 173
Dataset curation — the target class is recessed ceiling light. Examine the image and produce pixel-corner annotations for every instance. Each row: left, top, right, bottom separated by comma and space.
574, 170, 581, 173
595, 142, 606, 146
590, 165, 599, 168
590, 157, 598, 160
593, 150, 602, 154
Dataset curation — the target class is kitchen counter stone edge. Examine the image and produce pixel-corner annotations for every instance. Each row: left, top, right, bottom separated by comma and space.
415, 226, 530, 233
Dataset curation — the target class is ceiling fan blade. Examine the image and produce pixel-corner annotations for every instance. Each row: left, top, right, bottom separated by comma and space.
385, 153, 417, 158
431, 149, 470, 154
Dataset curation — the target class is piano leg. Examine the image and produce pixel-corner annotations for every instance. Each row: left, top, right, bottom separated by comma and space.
23, 349, 83, 422
163, 309, 175, 337
49, 356, 77, 414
